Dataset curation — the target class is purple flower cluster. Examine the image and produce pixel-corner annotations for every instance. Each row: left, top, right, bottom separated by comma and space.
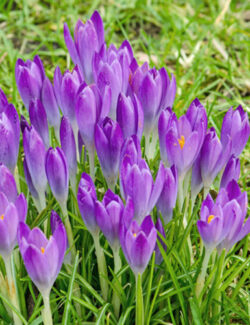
0, 10, 249, 322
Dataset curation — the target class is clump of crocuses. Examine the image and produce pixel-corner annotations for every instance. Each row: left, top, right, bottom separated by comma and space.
18, 211, 67, 324
0, 8, 247, 325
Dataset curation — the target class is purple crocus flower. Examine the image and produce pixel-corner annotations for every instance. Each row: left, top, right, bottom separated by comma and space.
0, 99, 20, 173
76, 85, 101, 170
221, 105, 250, 157
156, 165, 178, 223
154, 218, 167, 265
45, 147, 69, 208
15, 55, 45, 109
120, 203, 157, 275
64, 11, 105, 83
77, 173, 98, 235
95, 117, 124, 189
116, 93, 144, 140
191, 127, 232, 199
216, 180, 250, 252
131, 65, 176, 157
60, 117, 77, 193
29, 99, 50, 149
120, 158, 164, 224
120, 135, 142, 166
94, 41, 133, 119
54, 65, 84, 137
41, 77, 60, 137
220, 155, 240, 189
159, 100, 207, 177
22, 125, 47, 210
0, 164, 18, 202
18, 211, 67, 297
96, 189, 124, 251
197, 193, 234, 250
0, 191, 27, 260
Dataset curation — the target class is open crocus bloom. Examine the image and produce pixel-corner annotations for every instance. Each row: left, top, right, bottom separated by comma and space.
18, 211, 67, 297
120, 201, 157, 275
197, 179, 249, 251
159, 103, 206, 178
216, 180, 250, 252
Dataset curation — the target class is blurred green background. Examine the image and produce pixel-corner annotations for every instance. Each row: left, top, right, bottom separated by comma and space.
0, 0, 249, 184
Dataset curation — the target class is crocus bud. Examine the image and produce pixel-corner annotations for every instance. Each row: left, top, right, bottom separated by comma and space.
132, 66, 176, 138
0, 164, 18, 202
22, 126, 47, 201
45, 147, 69, 207
154, 218, 167, 265
15, 55, 45, 109
97, 59, 122, 120
220, 156, 240, 189
221, 105, 250, 157
95, 117, 124, 189
120, 135, 142, 166
77, 173, 98, 235
18, 211, 67, 297
41, 77, 60, 132
76, 85, 99, 151
200, 128, 232, 190
116, 93, 144, 140
29, 99, 50, 149
156, 165, 178, 223
60, 117, 77, 192
96, 190, 124, 251
216, 180, 250, 252
64, 11, 104, 83
120, 158, 164, 224
120, 212, 157, 275
120, 135, 142, 198
158, 107, 177, 165
0, 103, 20, 173
54, 65, 83, 128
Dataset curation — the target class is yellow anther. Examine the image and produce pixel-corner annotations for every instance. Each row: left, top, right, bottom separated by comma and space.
41, 247, 45, 254
207, 215, 215, 224
133, 233, 137, 238
0, 215, 4, 220
178, 135, 185, 149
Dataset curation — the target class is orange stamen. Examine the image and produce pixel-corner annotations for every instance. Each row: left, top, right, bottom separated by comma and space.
207, 215, 215, 224
178, 135, 185, 149
41, 247, 45, 254
0, 215, 4, 220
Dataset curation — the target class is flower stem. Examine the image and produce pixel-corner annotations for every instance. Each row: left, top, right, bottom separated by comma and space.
93, 233, 108, 300
4, 255, 22, 325
136, 273, 144, 325
62, 203, 82, 317
88, 147, 95, 181
177, 174, 185, 212
195, 247, 213, 299
112, 247, 122, 318
42, 291, 53, 325
62, 203, 76, 260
